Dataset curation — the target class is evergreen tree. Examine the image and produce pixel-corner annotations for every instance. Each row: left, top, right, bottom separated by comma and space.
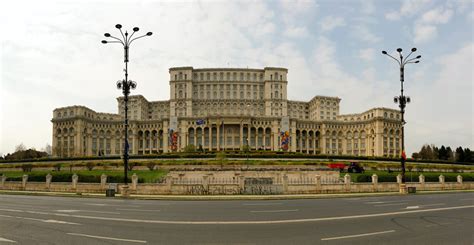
432, 144, 439, 160
446, 146, 454, 161
455, 147, 465, 162
438, 145, 448, 160
464, 148, 472, 163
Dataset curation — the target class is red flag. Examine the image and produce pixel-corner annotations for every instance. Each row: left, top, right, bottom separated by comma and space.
401, 151, 406, 160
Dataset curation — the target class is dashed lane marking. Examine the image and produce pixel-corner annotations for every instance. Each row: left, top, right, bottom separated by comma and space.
250, 209, 299, 213
0, 237, 16, 243
321, 230, 396, 241
67, 233, 146, 243
0, 205, 472, 225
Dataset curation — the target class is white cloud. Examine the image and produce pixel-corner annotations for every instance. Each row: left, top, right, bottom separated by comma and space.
414, 24, 437, 43
319, 16, 346, 32
414, 6, 454, 43
352, 25, 381, 43
284, 26, 309, 38
358, 48, 375, 62
385, 0, 433, 20
407, 43, 473, 151
361, 0, 376, 14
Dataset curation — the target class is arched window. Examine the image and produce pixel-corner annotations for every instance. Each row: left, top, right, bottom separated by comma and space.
384, 112, 388, 118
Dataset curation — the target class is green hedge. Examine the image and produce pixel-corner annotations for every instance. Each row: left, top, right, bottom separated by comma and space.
5, 172, 144, 183
0, 151, 472, 165
350, 172, 474, 183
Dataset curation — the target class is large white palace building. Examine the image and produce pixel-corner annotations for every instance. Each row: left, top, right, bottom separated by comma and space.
52, 67, 402, 157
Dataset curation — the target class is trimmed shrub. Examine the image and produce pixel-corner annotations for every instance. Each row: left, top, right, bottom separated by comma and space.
86, 162, 94, 171
21, 164, 33, 172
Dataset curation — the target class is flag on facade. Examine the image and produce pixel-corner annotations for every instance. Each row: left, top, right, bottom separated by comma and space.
401, 150, 406, 160
196, 119, 206, 125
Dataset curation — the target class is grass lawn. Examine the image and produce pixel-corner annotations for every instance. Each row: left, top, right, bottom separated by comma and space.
0, 169, 168, 183
342, 170, 474, 182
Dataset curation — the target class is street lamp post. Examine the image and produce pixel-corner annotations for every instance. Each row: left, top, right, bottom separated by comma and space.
382, 48, 421, 194
102, 24, 152, 185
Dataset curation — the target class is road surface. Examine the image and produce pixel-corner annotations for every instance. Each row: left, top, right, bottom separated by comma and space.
0, 192, 473, 244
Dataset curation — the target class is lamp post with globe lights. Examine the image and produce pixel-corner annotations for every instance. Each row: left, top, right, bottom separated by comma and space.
381, 47, 421, 194
101, 24, 152, 185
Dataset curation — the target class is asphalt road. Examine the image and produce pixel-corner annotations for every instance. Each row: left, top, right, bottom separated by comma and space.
0, 192, 473, 244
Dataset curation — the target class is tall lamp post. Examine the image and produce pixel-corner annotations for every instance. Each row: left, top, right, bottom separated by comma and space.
101, 24, 152, 185
382, 47, 421, 194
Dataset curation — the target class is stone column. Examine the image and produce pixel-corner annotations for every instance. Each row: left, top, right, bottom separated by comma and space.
46, 174, 52, 189
132, 128, 138, 155
372, 174, 378, 191
208, 127, 212, 151
238, 176, 245, 194
396, 174, 402, 184
87, 132, 93, 156
282, 174, 288, 194
439, 175, 445, 184
419, 174, 425, 184
100, 174, 107, 188
161, 121, 168, 152
165, 176, 173, 194
0, 175, 6, 188
290, 128, 297, 152
22, 175, 28, 189
344, 174, 351, 192
72, 174, 78, 189
131, 173, 138, 190
202, 175, 209, 193
320, 132, 326, 154
315, 174, 321, 193
239, 123, 243, 150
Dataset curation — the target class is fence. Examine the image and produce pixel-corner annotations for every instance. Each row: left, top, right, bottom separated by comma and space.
0, 173, 472, 195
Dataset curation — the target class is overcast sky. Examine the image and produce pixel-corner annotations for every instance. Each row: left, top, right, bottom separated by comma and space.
0, 0, 472, 156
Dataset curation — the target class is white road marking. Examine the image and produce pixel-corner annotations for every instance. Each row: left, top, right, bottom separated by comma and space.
56, 210, 120, 214
67, 233, 146, 243
0, 237, 16, 243
406, 203, 445, 209
85, 203, 141, 208
321, 230, 396, 241
116, 208, 160, 212
0, 214, 80, 225
366, 201, 402, 204
0, 205, 472, 225
243, 203, 283, 206
374, 202, 408, 207
250, 209, 299, 213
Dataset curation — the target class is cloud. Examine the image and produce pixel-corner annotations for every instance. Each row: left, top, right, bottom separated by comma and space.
361, 0, 376, 14
352, 25, 381, 43
385, 0, 433, 20
358, 48, 375, 62
284, 26, 309, 38
407, 43, 473, 151
414, 6, 453, 43
319, 16, 346, 32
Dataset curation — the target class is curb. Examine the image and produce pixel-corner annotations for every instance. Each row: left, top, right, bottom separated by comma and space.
0, 189, 472, 200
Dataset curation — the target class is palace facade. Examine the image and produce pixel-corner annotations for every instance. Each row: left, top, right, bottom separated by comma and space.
52, 67, 402, 157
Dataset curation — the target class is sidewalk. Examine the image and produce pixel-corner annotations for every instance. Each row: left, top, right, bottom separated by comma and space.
0, 189, 472, 200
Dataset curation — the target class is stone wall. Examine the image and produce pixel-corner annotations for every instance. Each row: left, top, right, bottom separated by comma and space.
0, 173, 472, 195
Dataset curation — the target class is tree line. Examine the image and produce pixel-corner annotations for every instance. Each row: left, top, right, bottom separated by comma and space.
411, 144, 473, 163
0, 143, 51, 161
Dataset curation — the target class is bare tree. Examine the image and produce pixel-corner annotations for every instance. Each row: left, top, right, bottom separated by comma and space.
15, 143, 27, 152
42, 143, 52, 155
